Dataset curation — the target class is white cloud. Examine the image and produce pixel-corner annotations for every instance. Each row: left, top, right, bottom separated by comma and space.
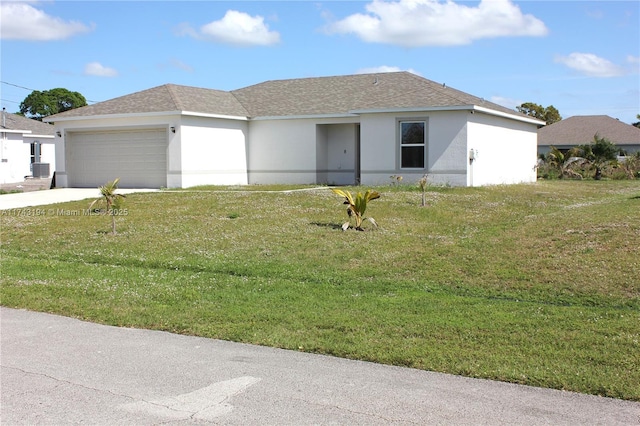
627, 55, 640, 64
180, 10, 280, 46
84, 62, 118, 78
490, 96, 522, 110
0, 2, 93, 41
356, 66, 421, 76
158, 58, 194, 73
324, 0, 548, 47
554, 53, 625, 78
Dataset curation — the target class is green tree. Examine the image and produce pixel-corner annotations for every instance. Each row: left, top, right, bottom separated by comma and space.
516, 102, 562, 125
19, 88, 87, 121
632, 114, 640, 129
575, 135, 619, 180
89, 178, 126, 235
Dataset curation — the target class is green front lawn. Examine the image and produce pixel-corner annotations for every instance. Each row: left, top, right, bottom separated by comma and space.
1, 181, 638, 400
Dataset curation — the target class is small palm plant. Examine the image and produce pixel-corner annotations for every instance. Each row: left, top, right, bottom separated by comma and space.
331, 188, 380, 231
546, 146, 585, 179
419, 174, 428, 207
89, 178, 126, 235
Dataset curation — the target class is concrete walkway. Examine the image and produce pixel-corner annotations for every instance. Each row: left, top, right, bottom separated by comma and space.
0, 187, 158, 210
1, 308, 638, 425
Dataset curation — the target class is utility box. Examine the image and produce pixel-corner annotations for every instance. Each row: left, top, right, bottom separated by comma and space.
32, 163, 50, 178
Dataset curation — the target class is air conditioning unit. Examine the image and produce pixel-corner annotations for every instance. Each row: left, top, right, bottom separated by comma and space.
32, 163, 50, 178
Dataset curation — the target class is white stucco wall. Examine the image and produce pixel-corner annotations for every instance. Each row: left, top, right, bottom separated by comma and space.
0, 132, 55, 184
359, 111, 468, 186
424, 111, 468, 186
179, 116, 248, 187
467, 113, 538, 186
49, 109, 538, 189
359, 114, 396, 185
0, 133, 30, 184
248, 117, 361, 185
248, 119, 328, 184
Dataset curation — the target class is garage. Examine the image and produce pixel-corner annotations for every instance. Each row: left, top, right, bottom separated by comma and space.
66, 128, 167, 188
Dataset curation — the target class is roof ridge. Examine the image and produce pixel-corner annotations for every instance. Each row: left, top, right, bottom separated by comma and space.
164, 84, 183, 111
234, 71, 412, 91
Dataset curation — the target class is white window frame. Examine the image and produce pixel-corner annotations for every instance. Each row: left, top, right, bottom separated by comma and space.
398, 119, 427, 169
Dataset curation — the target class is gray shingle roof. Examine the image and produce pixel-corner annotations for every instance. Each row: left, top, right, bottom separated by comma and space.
48, 84, 249, 119
1, 111, 55, 136
46, 72, 527, 121
538, 115, 640, 146
231, 72, 523, 118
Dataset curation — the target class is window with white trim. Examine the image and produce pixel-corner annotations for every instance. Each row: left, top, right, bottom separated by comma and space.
400, 121, 425, 168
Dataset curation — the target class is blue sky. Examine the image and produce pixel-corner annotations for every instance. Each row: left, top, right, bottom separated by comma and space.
1, 0, 639, 124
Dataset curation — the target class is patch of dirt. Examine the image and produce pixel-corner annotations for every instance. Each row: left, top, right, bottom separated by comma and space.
0, 178, 53, 193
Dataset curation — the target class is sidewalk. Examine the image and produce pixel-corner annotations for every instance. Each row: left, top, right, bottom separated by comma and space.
1, 307, 638, 425
0, 187, 158, 210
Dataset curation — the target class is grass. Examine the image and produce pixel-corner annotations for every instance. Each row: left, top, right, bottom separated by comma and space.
1, 180, 639, 400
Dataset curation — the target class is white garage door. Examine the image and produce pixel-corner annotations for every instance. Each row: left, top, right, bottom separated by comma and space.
67, 128, 167, 188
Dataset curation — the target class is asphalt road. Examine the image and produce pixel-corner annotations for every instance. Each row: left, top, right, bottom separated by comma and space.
1, 307, 638, 425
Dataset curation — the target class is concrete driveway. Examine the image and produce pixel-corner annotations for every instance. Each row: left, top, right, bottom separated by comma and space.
0, 188, 158, 210
1, 308, 638, 425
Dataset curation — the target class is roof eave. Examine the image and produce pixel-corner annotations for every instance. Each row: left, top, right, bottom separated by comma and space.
45, 110, 249, 123
182, 111, 248, 121
351, 104, 544, 125
472, 105, 546, 125
350, 105, 474, 114
1, 129, 32, 134
44, 111, 183, 123
23, 134, 55, 139
251, 113, 360, 121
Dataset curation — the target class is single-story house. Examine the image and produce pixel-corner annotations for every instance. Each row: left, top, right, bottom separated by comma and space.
45, 72, 544, 189
538, 115, 640, 156
1, 109, 56, 184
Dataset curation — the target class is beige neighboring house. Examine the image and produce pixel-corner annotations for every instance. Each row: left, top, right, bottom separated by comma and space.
46, 72, 544, 189
538, 115, 640, 156
1, 110, 56, 184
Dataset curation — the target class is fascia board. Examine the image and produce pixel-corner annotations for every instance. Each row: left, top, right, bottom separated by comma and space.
45, 110, 248, 123
24, 134, 55, 139
350, 105, 473, 114
251, 113, 360, 121
43, 111, 182, 123
351, 105, 546, 126
472, 106, 546, 125
181, 111, 248, 121
1, 129, 32, 134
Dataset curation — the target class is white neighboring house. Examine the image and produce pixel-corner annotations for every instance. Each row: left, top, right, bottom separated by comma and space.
45, 72, 544, 189
1, 110, 56, 184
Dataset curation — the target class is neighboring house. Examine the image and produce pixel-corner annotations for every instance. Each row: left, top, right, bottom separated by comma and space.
1, 109, 56, 184
45, 72, 543, 189
538, 115, 640, 156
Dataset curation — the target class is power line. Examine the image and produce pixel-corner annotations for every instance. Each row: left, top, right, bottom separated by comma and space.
1, 81, 36, 91
1, 81, 99, 104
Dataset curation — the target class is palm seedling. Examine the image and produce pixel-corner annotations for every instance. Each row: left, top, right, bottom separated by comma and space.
419, 174, 428, 207
331, 188, 380, 231
89, 178, 126, 234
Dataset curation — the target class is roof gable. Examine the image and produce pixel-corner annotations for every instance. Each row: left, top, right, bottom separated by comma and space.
538, 115, 640, 146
